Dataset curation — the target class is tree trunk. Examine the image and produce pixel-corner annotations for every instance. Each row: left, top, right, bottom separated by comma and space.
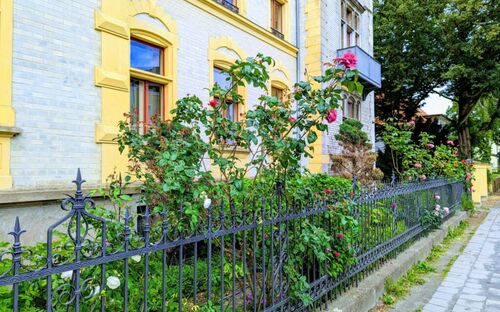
458, 121, 472, 158
457, 97, 473, 158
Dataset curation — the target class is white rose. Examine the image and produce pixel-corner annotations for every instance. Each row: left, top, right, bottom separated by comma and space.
203, 198, 212, 209
435, 204, 441, 211
131, 255, 141, 263
61, 271, 73, 280
106, 276, 120, 289
443, 207, 450, 214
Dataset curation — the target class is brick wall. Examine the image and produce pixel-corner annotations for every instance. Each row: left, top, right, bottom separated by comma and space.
10, 0, 101, 189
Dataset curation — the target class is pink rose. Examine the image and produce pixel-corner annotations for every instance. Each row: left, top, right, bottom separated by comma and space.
326, 109, 337, 123
209, 99, 219, 108
336, 51, 357, 69
414, 163, 422, 169
408, 120, 415, 127
420, 174, 427, 180
289, 116, 296, 123
426, 143, 435, 149
447, 140, 454, 146
465, 172, 472, 181
324, 188, 333, 195
334, 251, 341, 258
337, 233, 344, 240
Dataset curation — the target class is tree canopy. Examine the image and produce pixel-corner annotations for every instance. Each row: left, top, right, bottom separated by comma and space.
374, 0, 500, 158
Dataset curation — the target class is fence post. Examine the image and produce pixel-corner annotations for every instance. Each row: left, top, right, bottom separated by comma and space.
9, 217, 25, 312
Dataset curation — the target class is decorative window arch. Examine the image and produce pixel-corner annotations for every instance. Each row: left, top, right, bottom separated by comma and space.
343, 93, 361, 120
95, 0, 178, 182
269, 61, 292, 103
208, 37, 248, 122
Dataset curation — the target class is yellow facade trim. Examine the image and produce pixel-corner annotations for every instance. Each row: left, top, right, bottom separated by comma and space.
472, 162, 492, 204
94, 10, 130, 39
208, 36, 248, 117
304, 0, 325, 173
96, 0, 179, 182
185, 0, 298, 57
269, 60, 292, 91
94, 67, 129, 91
0, 0, 14, 189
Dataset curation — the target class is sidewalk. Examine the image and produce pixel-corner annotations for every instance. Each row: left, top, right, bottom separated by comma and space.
423, 196, 500, 312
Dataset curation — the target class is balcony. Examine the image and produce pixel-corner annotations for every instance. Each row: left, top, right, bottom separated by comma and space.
213, 0, 239, 14
337, 46, 381, 98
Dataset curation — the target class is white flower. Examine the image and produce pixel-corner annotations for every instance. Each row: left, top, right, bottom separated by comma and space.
443, 207, 450, 214
131, 255, 141, 263
435, 204, 441, 211
433, 211, 439, 216
203, 198, 212, 209
435, 194, 441, 200
106, 276, 120, 289
61, 271, 73, 280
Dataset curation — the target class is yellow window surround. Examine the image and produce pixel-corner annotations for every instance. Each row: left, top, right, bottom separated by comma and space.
0, 0, 16, 189
186, 0, 297, 57
95, 0, 178, 183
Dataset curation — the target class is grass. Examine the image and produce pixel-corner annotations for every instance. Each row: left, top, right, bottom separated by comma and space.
381, 220, 469, 306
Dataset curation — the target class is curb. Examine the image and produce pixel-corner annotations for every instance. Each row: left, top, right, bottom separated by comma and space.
324, 211, 468, 312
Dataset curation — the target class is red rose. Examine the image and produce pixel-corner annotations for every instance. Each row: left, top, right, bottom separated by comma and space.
324, 188, 333, 195
209, 99, 219, 108
334, 251, 340, 258
326, 109, 337, 123
289, 116, 297, 123
337, 233, 344, 240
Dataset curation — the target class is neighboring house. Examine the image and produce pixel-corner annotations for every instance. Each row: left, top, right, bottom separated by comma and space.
0, 0, 380, 241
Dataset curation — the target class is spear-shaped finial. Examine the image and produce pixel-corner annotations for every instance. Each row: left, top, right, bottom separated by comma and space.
8, 217, 26, 246
72, 168, 86, 197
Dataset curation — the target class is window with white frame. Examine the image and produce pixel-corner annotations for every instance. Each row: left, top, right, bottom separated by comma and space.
341, 1, 360, 48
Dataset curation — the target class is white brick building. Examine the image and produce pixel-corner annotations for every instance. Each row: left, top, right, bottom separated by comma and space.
0, 0, 380, 241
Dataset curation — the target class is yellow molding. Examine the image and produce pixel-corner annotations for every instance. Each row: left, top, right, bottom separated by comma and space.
130, 68, 172, 85
97, 0, 179, 183
0, 0, 14, 189
95, 10, 130, 39
305, 0, 325, 173
95, 123, 119, 144
95, 66, 129, 91
185, 0, 298, 57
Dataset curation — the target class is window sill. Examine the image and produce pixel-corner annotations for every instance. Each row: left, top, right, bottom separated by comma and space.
0, 125, 22, 138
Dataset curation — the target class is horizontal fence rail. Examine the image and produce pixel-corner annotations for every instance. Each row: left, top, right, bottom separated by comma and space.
0, 170, 464, 311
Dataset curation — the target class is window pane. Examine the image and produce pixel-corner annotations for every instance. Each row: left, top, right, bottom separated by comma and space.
148, 83, 162, 123
271, 86, 284, 102
130, 79, 144, 126
214, 67, 233, 90
131, 40, 162, 74
226, 101, 236, 122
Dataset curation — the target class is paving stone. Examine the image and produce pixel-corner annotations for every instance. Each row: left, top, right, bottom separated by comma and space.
423, 208, 500, 312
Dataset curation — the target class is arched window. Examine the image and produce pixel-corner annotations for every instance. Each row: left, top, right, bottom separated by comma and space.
344, 94, 361, 120
208, 37, 248, 123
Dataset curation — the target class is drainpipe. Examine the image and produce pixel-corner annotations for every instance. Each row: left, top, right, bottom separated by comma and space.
295, 0, 301, 84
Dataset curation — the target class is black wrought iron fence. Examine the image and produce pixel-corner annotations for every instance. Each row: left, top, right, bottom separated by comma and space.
0, 170, 463, 312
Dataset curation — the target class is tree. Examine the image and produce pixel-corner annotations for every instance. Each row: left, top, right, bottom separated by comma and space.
437, 0, 500, 157
374, 0, 500, 159
373, 0, 447, 121
447, 95, 500, 162
330, 119, 383, 184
